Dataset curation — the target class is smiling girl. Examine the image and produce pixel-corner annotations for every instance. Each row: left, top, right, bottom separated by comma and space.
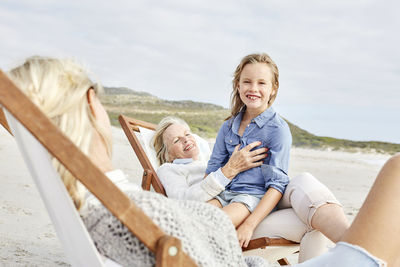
206, 53, 292, 247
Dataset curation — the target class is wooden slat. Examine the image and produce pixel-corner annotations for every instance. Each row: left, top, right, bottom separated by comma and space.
119, 115, 166, 195
127, 117, 156, 131
0, 107, 12, 135
156, 236, 183, 267
142, 169, 153, 191
243, 237, 298, 252
0, 71, 196, 267
277, 258, 291, 266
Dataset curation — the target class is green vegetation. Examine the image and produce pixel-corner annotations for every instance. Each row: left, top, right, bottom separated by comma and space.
287, 121, 400, 154
102, 87, 228, 138
102, 87, 400, 154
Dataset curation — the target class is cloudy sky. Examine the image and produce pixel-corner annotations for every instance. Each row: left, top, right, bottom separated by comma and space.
1, 0, 399, 143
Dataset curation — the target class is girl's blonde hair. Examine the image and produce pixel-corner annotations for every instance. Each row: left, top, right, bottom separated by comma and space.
7, 56, 112, 210
228, 53, 280, 120
152, 116, 189, 165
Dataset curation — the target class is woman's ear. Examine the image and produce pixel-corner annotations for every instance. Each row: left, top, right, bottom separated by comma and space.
87, 88, 100, 119
86, 88, 112, 130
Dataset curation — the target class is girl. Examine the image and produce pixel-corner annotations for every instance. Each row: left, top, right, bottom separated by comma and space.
206, 53, 330, 248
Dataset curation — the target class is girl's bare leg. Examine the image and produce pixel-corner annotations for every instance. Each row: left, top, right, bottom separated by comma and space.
222, 202, 250, 227
207, 198, 223, 208
341, 154, 400, 266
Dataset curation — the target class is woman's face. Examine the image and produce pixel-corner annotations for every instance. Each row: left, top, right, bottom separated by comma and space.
163, 123, 199, 162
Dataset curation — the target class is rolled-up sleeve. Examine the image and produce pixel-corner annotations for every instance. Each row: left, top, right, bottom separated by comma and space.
261, 123, 292, 194
157, 164, 229, 202
261, 165, 289, 194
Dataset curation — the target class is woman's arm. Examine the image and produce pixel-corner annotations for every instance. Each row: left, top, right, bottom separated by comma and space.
158, 142, 268, 202
236, 188, 282, 247
157, 164, 229, 201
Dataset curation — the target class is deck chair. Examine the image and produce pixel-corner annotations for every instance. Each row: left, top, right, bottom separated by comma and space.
119, 114, 301, 266
0, 71, 197, 267
0, 106, 12, 135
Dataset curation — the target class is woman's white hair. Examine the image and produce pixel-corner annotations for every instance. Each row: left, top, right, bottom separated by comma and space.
7, 56, 112, 210
152, 116, 190, 165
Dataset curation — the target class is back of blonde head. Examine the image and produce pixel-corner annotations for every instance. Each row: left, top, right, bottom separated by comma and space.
7, 56, 111, 210
228, 53, 280, 120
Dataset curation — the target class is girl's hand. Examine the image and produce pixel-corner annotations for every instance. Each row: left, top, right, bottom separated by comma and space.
221, 141, 268, 179
236, 221, 255, 248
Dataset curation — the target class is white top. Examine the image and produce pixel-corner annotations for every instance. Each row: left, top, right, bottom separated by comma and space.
79, 169, 142, 216
157, 160, 230, 201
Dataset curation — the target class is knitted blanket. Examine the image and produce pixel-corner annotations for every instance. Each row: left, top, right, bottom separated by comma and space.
82, 189, 268, 267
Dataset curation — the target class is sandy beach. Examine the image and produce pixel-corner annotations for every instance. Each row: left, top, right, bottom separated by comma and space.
0, 126, 391, 266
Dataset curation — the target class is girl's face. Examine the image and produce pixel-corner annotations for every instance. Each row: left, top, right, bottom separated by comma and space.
163, 123, 199, 162
238, 63, 276, 115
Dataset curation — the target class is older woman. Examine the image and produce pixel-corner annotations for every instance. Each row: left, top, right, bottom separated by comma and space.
154, 117, 350, 259
8, 56, 399, 267
154, 116, 266, 202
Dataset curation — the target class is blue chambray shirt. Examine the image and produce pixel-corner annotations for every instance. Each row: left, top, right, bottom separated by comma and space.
205, 107, 291, 195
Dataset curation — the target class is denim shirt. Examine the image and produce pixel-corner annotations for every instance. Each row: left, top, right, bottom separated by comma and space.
205, 107, 291, 195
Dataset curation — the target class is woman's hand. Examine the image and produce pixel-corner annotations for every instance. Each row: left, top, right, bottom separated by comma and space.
236, 221, 256, 248
221, 141, 268, 179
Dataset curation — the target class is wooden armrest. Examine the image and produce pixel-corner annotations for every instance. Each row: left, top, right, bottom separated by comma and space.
242, 237, 298, 252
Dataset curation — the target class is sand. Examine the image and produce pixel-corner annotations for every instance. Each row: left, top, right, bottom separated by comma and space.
0, 126, 391, 266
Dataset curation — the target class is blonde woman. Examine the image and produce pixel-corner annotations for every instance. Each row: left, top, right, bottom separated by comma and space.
7, 56, 399, 266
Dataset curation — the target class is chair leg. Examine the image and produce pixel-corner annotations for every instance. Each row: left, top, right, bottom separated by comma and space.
277, 257, 290, 266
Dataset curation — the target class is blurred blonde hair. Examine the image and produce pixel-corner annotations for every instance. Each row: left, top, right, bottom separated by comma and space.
152, 116, 190, 165
228, 53, 280, 120
7, 56, 112, 210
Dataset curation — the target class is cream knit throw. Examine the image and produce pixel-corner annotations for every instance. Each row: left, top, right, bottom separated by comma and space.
82, 189, 267, 267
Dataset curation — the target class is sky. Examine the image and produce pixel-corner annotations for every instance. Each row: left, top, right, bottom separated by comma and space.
1, 0, 399, 143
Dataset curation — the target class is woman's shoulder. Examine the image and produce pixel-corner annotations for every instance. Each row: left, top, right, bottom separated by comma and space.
158, 162, 194, 175
157, 162, 177, 174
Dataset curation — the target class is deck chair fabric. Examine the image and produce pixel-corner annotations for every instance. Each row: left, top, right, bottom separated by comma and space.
4, 109, 117, 267
119, 115, 301, 265
0, 71, 197, 267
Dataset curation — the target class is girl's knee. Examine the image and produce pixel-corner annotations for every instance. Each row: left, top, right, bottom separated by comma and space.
288, 172, 320, 189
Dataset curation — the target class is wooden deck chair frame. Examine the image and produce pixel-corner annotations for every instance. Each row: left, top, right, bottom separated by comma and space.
0, 106, 12, 135
119, 114, 299, 266
0, 71, 196, 267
